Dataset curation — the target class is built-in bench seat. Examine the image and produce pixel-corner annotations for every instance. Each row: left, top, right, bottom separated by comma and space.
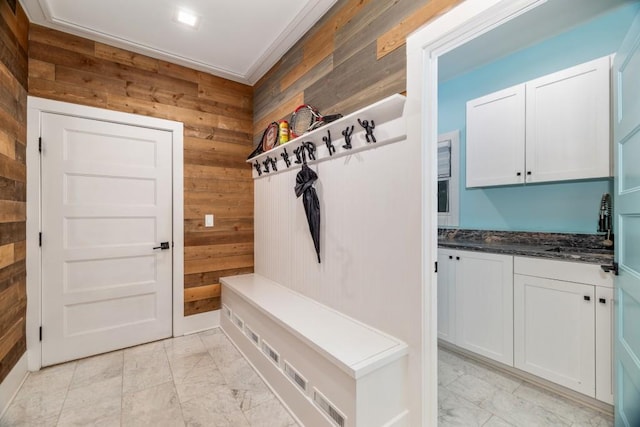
220, 273, 409, 427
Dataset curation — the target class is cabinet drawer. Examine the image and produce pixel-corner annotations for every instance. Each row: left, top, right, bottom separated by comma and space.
514, 256, 613, 287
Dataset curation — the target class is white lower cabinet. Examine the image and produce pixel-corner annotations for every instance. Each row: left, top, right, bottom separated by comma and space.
514, 274, 595, 396
595, 286, 614, 405
513, 256, 613, 403
437, 249, 457, 344
438, 250, 614, 404
437, 250, 514, 365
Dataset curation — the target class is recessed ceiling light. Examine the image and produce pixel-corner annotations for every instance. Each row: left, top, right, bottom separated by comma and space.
175, 8, 199, 28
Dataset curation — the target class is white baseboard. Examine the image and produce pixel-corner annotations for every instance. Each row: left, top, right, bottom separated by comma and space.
0, 354, 28, 419
179, 310, 220, 336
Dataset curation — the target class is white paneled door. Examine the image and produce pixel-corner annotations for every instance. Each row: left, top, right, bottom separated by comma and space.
613, 10, 640, 427
40, 113, 173, 366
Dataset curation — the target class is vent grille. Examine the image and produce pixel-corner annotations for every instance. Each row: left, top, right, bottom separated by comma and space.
244, 325, 260, 346
313, 389, 345, 427
232, 313, 244, 330
261, 340, 280, 366
284, 361, 307, 392
222, 304, 232, 319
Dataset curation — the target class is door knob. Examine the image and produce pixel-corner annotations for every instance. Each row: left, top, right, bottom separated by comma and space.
153, 242, 170, 250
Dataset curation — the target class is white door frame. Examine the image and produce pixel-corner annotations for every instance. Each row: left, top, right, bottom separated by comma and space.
405, 0, 549, 424
26, 96, 185, 371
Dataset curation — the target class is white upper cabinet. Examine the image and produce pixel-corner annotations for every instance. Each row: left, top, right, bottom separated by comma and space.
466, 85, 526, 187
466, 56, 611, 188
525, 56, 611, 183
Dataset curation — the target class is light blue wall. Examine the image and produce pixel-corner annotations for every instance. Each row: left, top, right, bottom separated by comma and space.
438, 3, 639, 233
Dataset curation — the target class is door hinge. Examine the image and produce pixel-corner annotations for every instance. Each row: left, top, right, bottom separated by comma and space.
39, 232, 42, 247
39, 326, 42, 342
38, 137, 42, 153
434, 261, 438, 273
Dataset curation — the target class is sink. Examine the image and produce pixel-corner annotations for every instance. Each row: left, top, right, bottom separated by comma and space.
544, 246, 612, 255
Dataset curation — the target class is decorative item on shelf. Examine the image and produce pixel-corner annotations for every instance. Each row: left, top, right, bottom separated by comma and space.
358, 118, 376, 143
278, 120, 289, 145
254, 160, 262, 176
281, 148, 291, 168
303, 141, 316, 161
262, 122, 279, 153
323, 129, 335, 156
262, 157, 272, 173
342, 125, 354, 149
290, 104, 343, 138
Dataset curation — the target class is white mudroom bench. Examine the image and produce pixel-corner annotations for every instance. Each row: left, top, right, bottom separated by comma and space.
220, 274, 409, 427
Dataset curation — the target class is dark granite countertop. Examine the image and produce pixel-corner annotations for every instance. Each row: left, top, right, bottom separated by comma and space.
438, 229, 614, 265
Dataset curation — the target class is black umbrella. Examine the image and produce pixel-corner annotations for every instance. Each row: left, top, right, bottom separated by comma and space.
295, 163, 321, 263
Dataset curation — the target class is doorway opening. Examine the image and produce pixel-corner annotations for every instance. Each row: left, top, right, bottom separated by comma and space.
406, 0, 640, 424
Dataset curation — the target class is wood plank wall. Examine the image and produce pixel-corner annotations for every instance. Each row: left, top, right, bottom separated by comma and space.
253, 0, 461, 141
0, 0, 28, 384
27, 25, 255, 317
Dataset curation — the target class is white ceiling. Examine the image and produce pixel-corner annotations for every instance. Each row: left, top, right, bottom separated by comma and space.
439, 0, 637, 82
20, 0, 338, 84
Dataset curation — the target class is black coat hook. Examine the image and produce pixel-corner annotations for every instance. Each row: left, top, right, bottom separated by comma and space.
303, 141, 316, 161
262, 157, 272, 173
281, 148, 291, 168
323, 130, 335, 156
358, 118, 376, 143
254, 160, 262, 176
342, 125, 354, 149
269, 156, 278, 172
294, 146, 303, 164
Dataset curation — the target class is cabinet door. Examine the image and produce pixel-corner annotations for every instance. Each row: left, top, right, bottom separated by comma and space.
595, 286, 614, 405
437, 250, 456, 343
525, 56, 611, 183
514, 274, 595, 396
455, 251, 513, 365
466, 85, 526, 188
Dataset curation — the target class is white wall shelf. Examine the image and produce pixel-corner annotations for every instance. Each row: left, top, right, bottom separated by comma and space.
247, 94, 407, 179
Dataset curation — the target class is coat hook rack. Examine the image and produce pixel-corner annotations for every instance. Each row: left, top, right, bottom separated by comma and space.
358, 118, 376, 143
254, 160, 262, 176
342, 125, 354, 150
281, 147, 291, 168
323, 130, 335, 156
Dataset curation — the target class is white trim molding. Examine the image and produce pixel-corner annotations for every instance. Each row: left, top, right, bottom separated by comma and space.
0, 354, 28, 420
18, 0, 338, 85
405, 0, 550, 425
26, 96, 185, 371
181, 310, 220, 336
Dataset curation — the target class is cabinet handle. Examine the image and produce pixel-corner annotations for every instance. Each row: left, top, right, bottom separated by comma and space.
584, 295, 591, 301
449, 255, 453, 259
517, 172, 522, 176
527, 171, 532, 175
599, 298, 607, 304
456, 256, 460, 261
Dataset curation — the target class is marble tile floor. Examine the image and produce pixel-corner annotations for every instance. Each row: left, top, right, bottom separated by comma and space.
438, 347, 614, 427
0, 328, 299, 427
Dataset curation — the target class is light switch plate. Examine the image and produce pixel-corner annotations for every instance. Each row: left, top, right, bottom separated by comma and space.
205, 214, 214, 227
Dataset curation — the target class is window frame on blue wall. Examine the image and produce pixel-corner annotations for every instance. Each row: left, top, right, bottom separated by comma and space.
437, 130, 460, 227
